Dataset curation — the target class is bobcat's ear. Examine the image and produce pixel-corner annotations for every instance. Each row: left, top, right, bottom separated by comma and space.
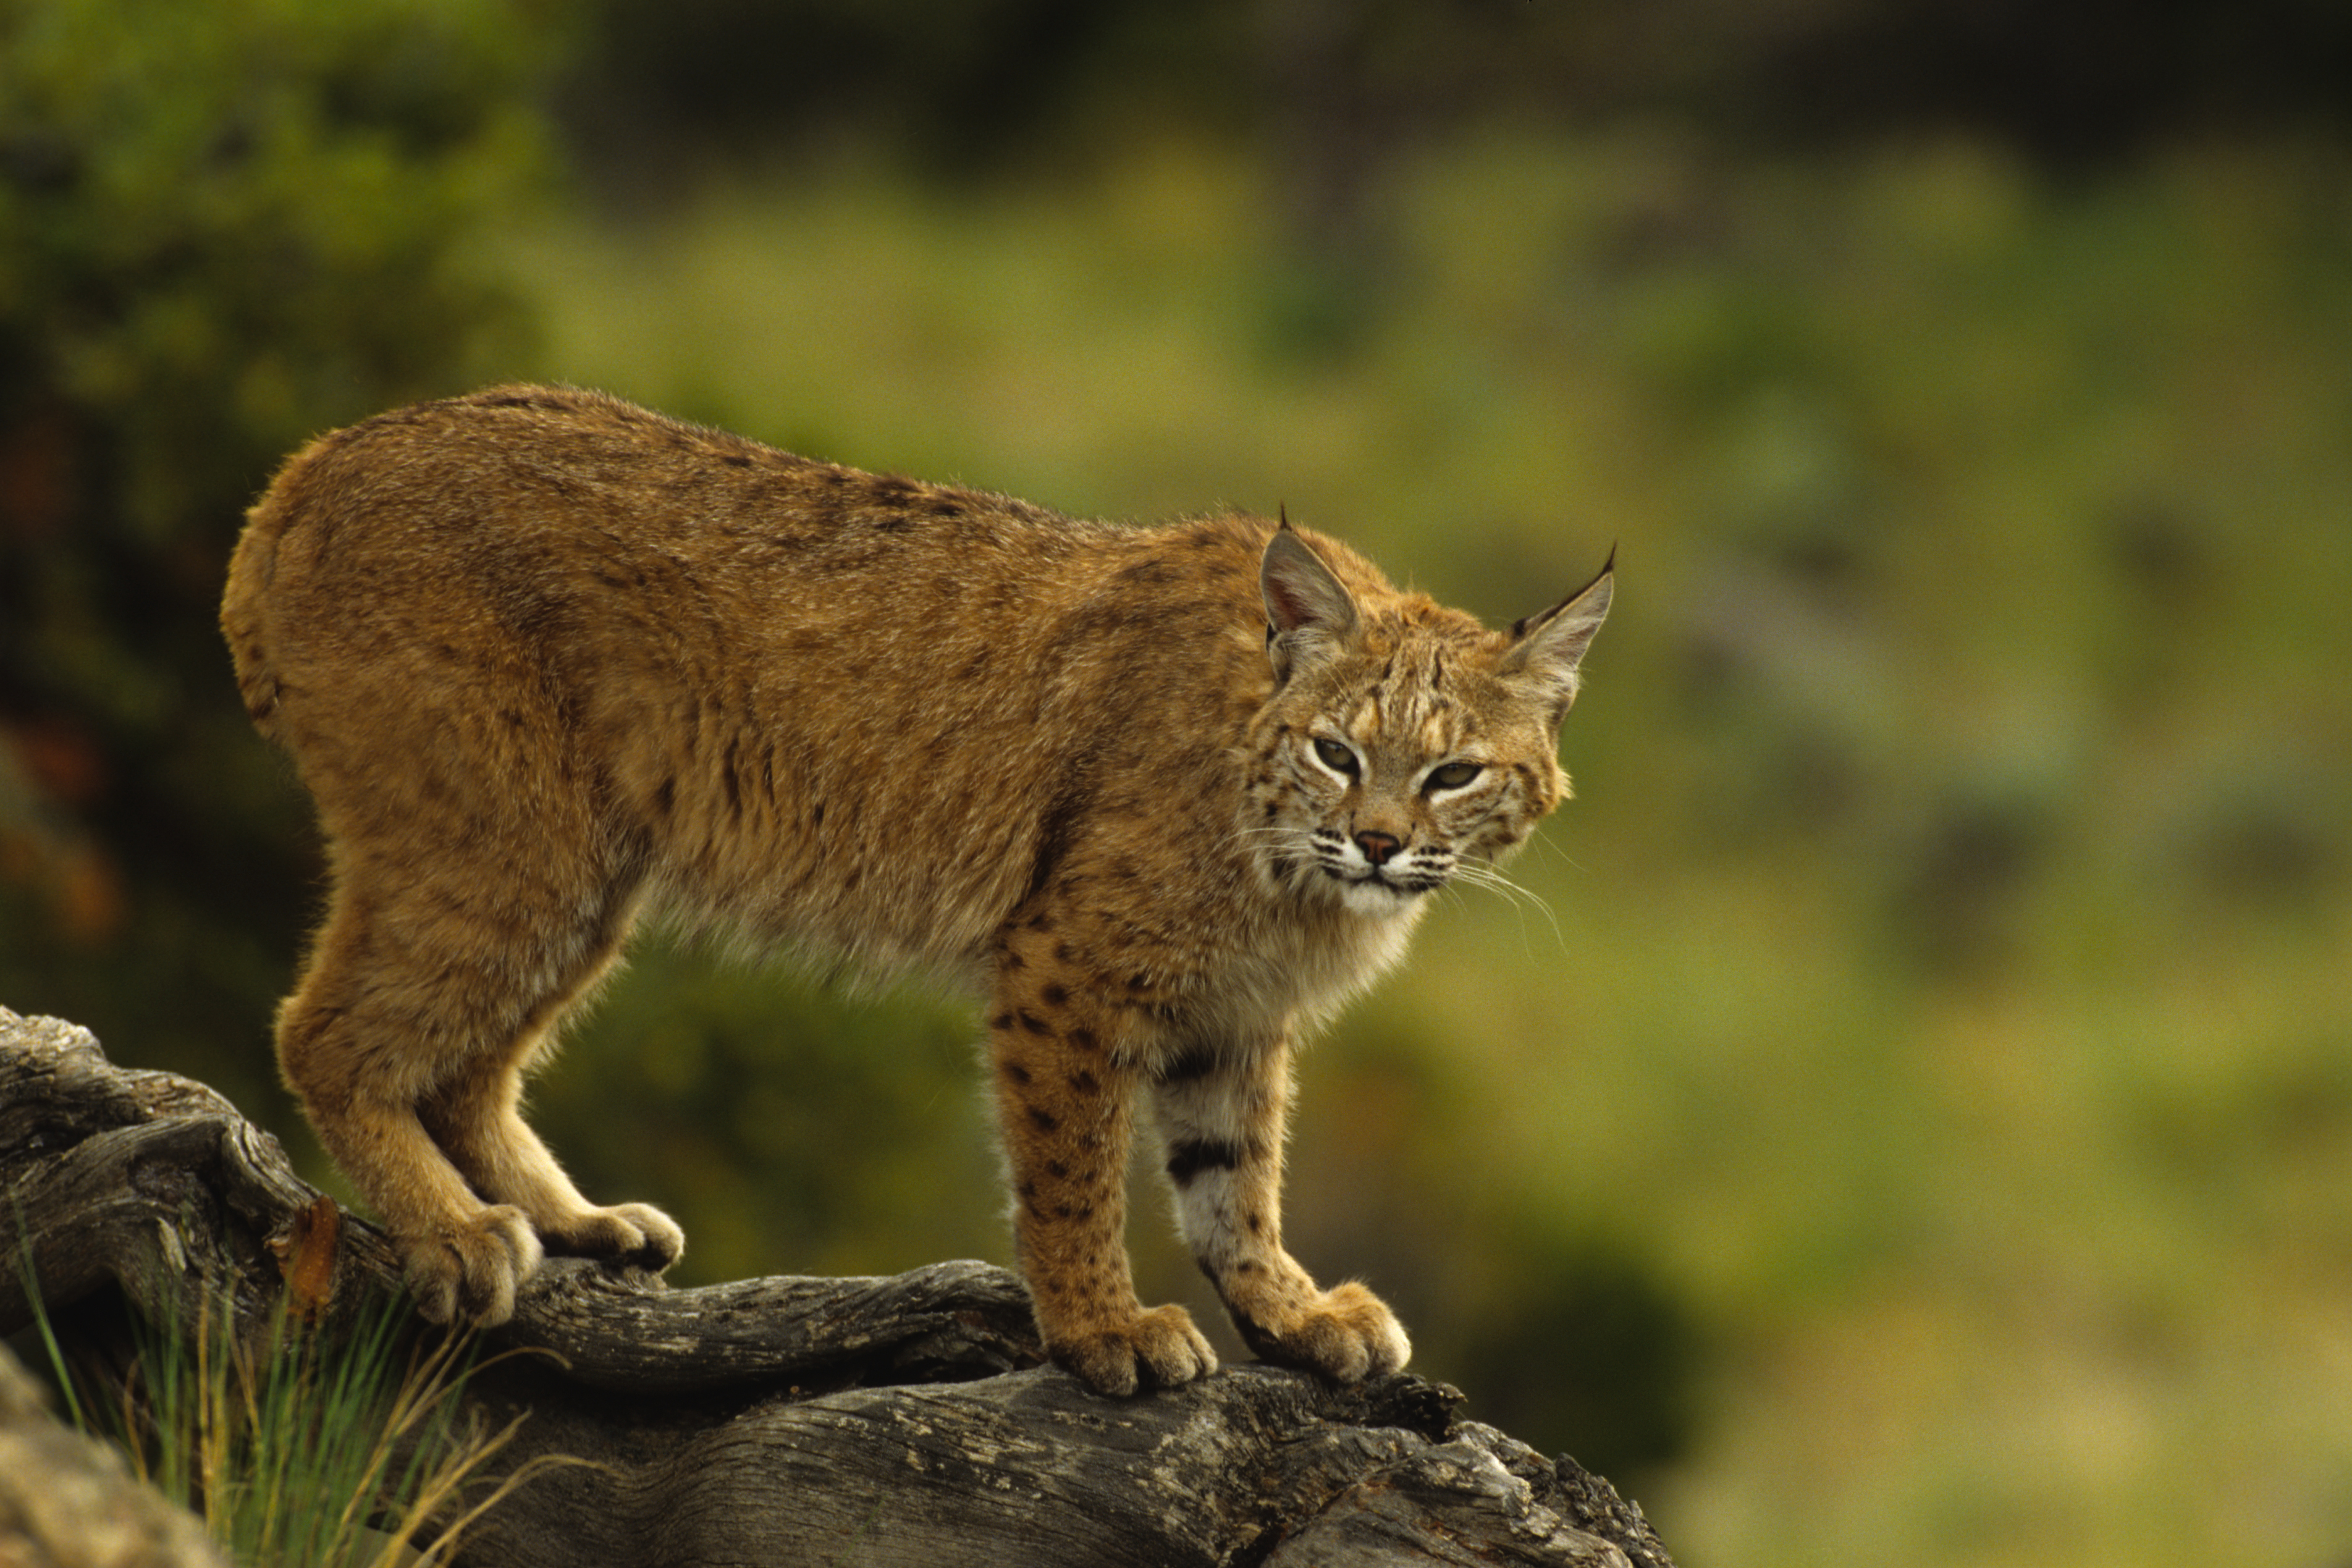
1499, 547, 1612, 727
1260, 521, 1358, 683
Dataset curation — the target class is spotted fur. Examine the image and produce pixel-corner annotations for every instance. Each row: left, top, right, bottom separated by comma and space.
221, 385, 1611, 1394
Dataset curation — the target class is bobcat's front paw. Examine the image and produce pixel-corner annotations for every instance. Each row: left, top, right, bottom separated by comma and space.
1230, 1278, 1411, 1384
403, 1205, 543, 1326
1048, 1302, 1220, 1397
542, 1201, 685, 1273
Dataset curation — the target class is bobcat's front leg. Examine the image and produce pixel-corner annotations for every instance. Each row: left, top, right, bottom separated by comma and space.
1150, 1037, 1410, 1383
989, 923, 1217, 1396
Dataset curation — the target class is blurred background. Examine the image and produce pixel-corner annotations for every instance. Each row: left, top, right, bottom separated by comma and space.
4, 1, 2350, 1562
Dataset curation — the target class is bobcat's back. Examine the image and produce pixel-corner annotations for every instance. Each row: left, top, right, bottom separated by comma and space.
232, 386, 1314, 980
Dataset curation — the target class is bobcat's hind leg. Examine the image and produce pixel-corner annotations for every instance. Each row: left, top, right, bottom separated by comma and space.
409, 889, 683, 1280
1149, 1037, 1410, 1383
276, 903, 542, 1326
279, 867, 675, 1325
417, 997, 684, 1275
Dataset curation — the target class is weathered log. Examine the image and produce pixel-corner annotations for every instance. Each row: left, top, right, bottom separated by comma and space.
0, 1339, 227, 1568
0, 1008, 1676, 1567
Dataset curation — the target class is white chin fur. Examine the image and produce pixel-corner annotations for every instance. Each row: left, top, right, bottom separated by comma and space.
1334, 875, 1422, 917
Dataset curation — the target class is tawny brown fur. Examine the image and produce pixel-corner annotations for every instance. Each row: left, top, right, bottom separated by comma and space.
221, 385, 1611, 1396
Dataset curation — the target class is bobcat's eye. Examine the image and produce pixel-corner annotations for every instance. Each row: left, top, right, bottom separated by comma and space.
1425, 761, 1483, 792
1312, 738, 1360, 777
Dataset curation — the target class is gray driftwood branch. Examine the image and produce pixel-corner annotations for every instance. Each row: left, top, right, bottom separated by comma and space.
0, 1008, 1675, 1567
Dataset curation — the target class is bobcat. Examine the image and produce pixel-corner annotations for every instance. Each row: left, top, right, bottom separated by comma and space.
221, 385, 1611, 1396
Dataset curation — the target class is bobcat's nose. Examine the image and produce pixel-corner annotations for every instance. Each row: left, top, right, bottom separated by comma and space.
1353, 829, 1402, 867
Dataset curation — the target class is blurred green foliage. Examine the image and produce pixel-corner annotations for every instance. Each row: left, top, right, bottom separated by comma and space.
560, 0, 2352, 180
0, 0, 554, 1115
4, 6, 2351, 1566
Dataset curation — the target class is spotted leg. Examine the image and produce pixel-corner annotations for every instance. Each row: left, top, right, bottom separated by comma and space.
1149, 1036, 1411, 1382
988, 921, 1218, 1396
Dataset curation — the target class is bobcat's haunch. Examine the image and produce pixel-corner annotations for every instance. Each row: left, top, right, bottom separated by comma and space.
222, 385, 1611, 1394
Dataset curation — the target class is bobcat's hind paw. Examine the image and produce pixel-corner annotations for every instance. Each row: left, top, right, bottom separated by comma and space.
1233, 1279, 1412, 1384
403, 1205, 543, 1327
1050, 1303, 1220, 1397
542, 1202, 685, 1273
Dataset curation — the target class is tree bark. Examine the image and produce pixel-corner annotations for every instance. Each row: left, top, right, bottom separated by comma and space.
0, 1339, 229, 1568
0, 1006, 1677, 1567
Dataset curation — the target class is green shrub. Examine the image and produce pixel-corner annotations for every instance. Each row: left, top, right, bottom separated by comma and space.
0, 0, 562, 1108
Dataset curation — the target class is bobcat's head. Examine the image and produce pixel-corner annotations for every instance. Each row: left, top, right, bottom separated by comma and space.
1245, 525, 1611, 917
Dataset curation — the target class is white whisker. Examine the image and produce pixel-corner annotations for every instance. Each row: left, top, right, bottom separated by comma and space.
1446, 859, 1566, 951
1525, 831, 1587, 877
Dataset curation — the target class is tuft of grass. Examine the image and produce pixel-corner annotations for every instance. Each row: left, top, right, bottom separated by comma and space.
22, 1247, 571, 1568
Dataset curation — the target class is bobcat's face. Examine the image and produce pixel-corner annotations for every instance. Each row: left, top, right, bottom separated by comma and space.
1250, 627, 1566, 916
1245, 528, 1611, 918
